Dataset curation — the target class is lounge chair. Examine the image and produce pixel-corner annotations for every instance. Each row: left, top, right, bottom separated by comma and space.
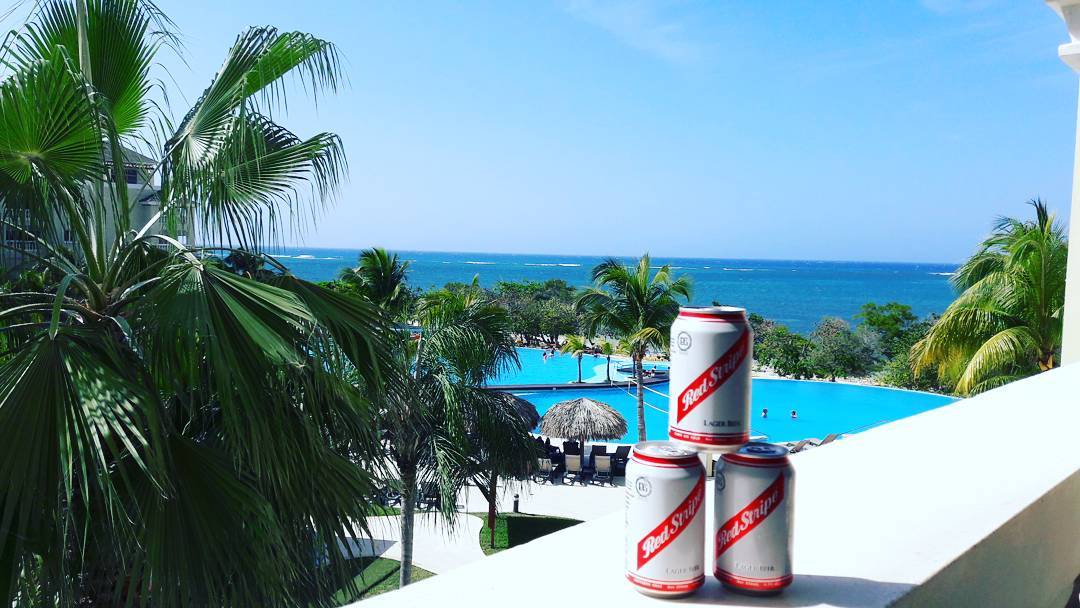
533, 458, 556, 484
417, 482, 441, 509
564, 454, 588, 485
611, 445, 631, 477
816, 433, 842, 446
788, 438, 819, 454
592, 456, 613, 486
589, 444, 607, 467
563, 440, 580, 455
375, 485, 401, 507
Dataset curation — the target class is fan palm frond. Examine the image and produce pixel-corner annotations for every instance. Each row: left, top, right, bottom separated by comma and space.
912, 199, 1066, 395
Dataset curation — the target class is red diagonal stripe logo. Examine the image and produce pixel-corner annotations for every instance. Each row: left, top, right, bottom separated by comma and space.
676, 330, 749, 422
715, 473, 785, 557
636, 472, 705, 569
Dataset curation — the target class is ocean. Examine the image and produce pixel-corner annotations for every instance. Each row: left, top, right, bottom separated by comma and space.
271, 248, 958, 334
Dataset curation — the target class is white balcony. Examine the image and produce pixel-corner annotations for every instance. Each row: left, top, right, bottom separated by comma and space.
352, 364, 1080, 607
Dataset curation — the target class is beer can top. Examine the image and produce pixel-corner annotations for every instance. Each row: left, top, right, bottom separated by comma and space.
633, 441, 701, 466
677, 306, 747, 322
721, 442, 790, 466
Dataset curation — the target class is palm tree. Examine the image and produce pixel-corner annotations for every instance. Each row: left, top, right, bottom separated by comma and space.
379, 286, 530, 587
466, 392, 539, 550
339, 247, 413, 318
0, 3, 389, 606
576, 255, 691, 441
598, 340, 615, 383
561, 335, 588, 383
912, 199, 1067, 395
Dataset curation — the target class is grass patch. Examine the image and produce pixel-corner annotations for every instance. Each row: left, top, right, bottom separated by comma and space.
332, 557, 434, 605
473, 512, 583, 556
363, 504, 401, 517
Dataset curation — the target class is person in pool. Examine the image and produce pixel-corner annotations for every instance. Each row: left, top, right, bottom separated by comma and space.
791, 409, 797, 419
762, 408, 768, 418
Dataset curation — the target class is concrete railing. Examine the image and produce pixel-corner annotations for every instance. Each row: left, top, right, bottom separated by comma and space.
353, 364, 1080, 607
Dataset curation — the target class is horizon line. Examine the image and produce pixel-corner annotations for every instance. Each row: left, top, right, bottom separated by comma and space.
266, 245, 962, 267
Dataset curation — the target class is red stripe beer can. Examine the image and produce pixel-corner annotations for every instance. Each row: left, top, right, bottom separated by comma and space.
714, 442, 794, 595
624, 441, 706, 597
668, 306, 753, 450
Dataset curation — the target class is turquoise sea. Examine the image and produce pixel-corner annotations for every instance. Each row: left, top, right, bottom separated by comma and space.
273, 248, 958, 334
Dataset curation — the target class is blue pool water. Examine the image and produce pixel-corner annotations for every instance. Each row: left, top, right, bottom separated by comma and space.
491, 348, 666, 385
512, 381, 954, 444
493, 349, 955, 443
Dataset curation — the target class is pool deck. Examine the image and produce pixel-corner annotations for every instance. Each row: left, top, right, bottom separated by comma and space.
486, 376, 668, 391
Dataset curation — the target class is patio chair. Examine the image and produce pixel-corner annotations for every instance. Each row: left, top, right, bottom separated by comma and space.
563, 440, 580, 455
589, 444, 607, 466
417, 482, 441, 510
611, 445, 631, 477
564, 454, 588, 485
533, 458, 556, 484
374, 480, 402, 507
592, 455, 613, 486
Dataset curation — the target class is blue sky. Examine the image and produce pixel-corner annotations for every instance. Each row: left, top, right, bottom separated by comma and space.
161, 1, 1074, 263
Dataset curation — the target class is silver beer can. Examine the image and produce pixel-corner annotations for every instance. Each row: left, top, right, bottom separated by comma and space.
624, 441, 706, 597
669, 306, 753, 450
713, 442, 794, 594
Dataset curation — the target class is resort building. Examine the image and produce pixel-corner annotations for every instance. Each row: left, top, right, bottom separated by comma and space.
0, 147, 190, 275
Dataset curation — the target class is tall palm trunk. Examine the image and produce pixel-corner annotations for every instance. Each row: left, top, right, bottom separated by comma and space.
487, 470, 498, 548
398, 466, 417, 588
634, 354, 646, 441
576, 355, 582, 383
605, 355, 611, 383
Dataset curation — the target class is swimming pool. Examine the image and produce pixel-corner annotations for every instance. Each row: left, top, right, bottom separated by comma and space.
495, 349, 956, 443
490, 347, 668, 385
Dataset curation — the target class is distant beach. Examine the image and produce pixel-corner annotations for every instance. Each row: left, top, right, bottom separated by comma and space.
272, 248, 958, 334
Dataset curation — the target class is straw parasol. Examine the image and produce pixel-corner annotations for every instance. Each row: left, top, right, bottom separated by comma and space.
489, 391, 541, 429
538, 397, 628, 454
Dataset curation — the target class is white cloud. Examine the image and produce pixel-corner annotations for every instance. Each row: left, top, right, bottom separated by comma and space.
559, 0, 704, 64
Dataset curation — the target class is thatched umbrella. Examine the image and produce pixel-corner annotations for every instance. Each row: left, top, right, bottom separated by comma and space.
539, 397, 628, 459
491, 392, 541, 429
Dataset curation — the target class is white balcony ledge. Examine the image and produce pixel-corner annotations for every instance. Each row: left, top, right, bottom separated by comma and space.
355, 365, 1080, 607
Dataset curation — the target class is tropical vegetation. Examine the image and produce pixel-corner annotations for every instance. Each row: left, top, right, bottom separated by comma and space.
807, 317, 880, 381
351, 254, 537, 588
0, 1, 392, 605
597, 339, 616, 383
754, 302, 940, 389
576, 255, 691, 441
560, 335, 588, 383
334, 247, 417, 319
912, 199, 1067, 395
494, 278, 580, 346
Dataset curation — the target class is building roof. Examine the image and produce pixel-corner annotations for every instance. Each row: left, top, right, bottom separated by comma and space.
103, 146, 157, 167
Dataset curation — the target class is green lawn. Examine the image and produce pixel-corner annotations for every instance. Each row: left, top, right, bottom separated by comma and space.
332, 557, 434, 605
473, 512, 583, 556
363, 504, 401, 517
